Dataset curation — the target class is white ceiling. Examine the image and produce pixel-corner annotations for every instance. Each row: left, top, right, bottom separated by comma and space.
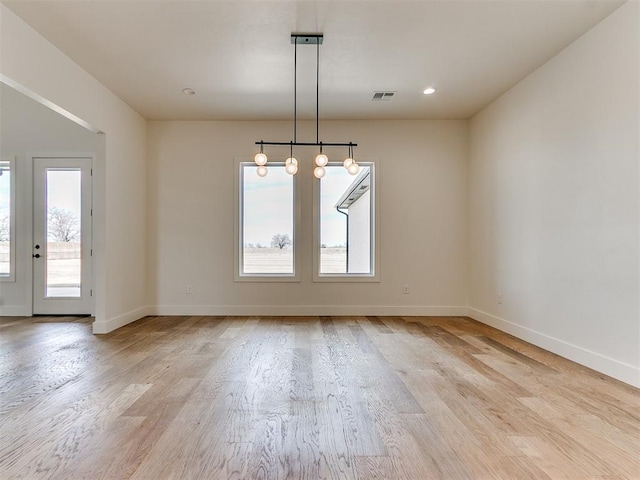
2, 0, 625, 121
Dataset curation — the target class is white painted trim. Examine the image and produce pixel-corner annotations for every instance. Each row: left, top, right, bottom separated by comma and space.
0, 305, 30, 316
148, 304, 468, 317
92, 134, 106, 323
92, 305, 148, 334
468, 307, 640, 388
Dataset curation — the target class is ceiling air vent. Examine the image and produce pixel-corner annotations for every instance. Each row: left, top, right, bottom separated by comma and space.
372, 91, 396, 101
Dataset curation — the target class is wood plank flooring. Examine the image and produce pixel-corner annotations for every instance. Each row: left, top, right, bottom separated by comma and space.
0, 315, 639, 479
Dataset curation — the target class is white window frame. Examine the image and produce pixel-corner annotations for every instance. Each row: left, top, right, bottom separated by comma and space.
234, 158, 301, 282
313, 159, 380, 283
0, 156, 16, 282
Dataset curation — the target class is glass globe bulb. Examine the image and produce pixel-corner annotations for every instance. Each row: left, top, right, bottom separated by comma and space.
315, 153, 328, 167
347, 162, 360, 175
314, 166, 326, 179
285, 162, 298, 175
254, 152, 268, 166
343, 157, 354, 168
285, 157, 298, 166
256, 165, 268, 177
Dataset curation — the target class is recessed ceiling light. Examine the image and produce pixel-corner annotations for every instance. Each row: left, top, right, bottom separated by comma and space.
181, 88, 196, 96
423, 87, 436, 95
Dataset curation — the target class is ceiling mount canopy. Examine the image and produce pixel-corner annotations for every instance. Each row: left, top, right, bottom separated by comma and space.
290, 33, 324, 45
254, 33, 360, 179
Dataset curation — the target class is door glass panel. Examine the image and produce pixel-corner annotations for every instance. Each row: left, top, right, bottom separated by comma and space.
46, 169, 82, 297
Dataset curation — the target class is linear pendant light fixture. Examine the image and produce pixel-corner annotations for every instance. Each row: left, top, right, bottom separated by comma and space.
254, 33, 359, 178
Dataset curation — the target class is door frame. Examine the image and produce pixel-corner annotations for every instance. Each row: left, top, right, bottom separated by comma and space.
27, 153, 95, 316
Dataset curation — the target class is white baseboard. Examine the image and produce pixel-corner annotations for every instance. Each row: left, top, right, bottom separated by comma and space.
92, 305, 149, 334
0, 305, 30, 316
468, 307, 640, 389
148, 304, 469, 317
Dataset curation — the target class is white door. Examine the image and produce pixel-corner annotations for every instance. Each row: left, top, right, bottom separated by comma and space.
33, 157, 93, 315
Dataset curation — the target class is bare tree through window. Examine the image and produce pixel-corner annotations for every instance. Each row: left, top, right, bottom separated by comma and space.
48, 207, 80, 242
271, 233, 292, 250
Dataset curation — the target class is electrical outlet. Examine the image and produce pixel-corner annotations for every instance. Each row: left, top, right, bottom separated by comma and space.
186, 284, 192, 294
403, 285, 410, 295
497, 292, 503, 304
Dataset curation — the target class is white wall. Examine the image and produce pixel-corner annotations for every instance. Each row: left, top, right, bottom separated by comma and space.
1, 5, 148, 332
0, 83, 97, 315
148, 120, 468, 315
468, 1, 639, 387
0, 83, 97, 154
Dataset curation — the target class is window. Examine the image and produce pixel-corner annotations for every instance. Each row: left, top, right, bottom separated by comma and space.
314, 161, 378, 281
236, 161, 299, 280
0, 158, 15, 281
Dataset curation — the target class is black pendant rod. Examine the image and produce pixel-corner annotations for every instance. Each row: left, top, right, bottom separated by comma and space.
294, 40, 297, 143
316, 41, 320, 144
256, 141, 357, 147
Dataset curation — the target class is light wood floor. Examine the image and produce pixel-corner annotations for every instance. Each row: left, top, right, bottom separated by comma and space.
1, 315, 639, 480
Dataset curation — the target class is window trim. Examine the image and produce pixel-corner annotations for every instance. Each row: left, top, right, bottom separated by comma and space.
0, 156, 16, 282
313, 159, 380, 283
234, 158, 301, 282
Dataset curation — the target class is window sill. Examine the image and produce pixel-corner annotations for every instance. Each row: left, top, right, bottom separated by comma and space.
234, 274, 301, 283
313, 274, 380, 283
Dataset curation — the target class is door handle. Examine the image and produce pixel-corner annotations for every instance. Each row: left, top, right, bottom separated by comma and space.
33, 253, 41, 259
